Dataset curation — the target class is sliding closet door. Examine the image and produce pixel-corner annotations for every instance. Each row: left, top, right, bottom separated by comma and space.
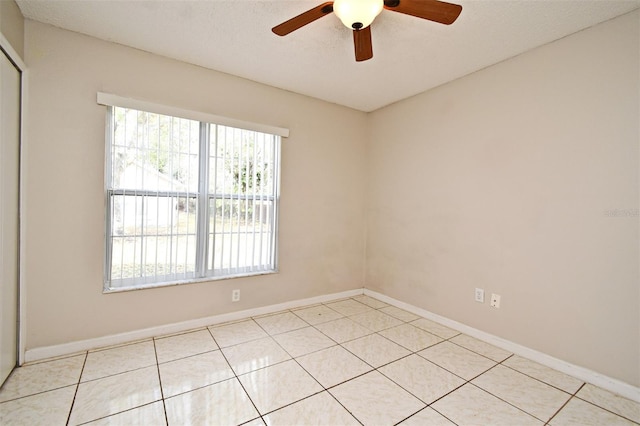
0, 47, 20, 386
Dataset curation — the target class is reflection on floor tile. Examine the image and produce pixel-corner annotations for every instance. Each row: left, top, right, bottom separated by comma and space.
165, 378, 259, 425
330, 371, 425, 425
342, 333, 411, 368
154, 329, 218, 364
0, 385, 76, 426
0, 354, 84, 402
84, 401, 166, 425
472, 365, 571, 422
297, 345, 372, 388
69, 366, 162, 425
263, 391, 360, 426
2, 294, 631, 426
159, 350, 234, 398
238, 360, 323, 414
221, 337, 291, 375
432, 384, 542, 426
576, 384, 640, 424
253, 312, 308, 335
550, 397, 638, 426
419, 340, 496, 380
209, 320, 268, 348
380, 354, 465, 404
82, 341, 156, 382
272, 326, 335, 358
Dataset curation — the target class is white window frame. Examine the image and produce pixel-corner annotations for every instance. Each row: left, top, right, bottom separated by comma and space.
99, 93, 288, 292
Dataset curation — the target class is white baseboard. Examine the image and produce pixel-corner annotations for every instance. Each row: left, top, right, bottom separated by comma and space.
364, 289, 640, 403
24, 286, 639, 403
24, 288, 363, 364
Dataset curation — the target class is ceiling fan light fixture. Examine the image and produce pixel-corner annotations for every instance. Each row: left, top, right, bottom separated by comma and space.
333, 0, 383, 30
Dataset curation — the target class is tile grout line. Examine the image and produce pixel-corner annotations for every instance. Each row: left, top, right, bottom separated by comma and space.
475, 354, 584, 424
393, 406, 445, 426
349, 302, 559, 425
456, 356, 564, 423
497, 353, 587, 396
207, 326, 265, 425
543, 383, 585, 426
62, 342, 165, 423
84, 338, 155, 355
346, 298, 485, 424
323, 300, 458, 425
374, 345, 467, 423
0, 354, 92, 405
467, 380, 554, 424
570, 384, 640, 425
324, 391, 365, 426
251, 309, 333, 419
74, 402, 161, 426
65, 351, 88, 426
417, 338, 484, 426
244, 301, 368, 423
151, 338, 169, 426
263, 341, 366, 425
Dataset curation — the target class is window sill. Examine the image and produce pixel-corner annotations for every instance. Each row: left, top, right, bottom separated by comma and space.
103, 269, 279, 294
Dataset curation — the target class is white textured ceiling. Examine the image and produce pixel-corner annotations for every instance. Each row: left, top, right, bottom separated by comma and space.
16, 0, 640, 112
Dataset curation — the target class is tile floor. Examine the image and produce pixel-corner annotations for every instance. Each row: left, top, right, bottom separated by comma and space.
1, 294, 639, 425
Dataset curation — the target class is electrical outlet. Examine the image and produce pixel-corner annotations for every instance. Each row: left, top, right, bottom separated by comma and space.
490, 293, 501, 308
475, 288, 485, 303
232, 289, 240, 302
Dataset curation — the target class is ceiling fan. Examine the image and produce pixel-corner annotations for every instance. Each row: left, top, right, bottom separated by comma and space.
272, 0, 462, 62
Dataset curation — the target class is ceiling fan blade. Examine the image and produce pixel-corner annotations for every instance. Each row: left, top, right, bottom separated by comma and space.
353, 26, 373, 62
383, 0, 462, 25
272, 2, 335, 36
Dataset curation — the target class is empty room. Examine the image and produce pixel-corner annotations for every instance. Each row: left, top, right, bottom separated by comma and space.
0, 0, 638, 424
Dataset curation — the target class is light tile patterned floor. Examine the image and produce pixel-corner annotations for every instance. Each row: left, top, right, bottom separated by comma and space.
1, 294, 639, 425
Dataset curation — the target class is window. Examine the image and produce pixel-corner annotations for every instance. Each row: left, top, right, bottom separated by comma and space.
104, 100, 283, 291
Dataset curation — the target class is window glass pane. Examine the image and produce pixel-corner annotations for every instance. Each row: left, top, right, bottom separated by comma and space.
110, 108, 199, 193
207, 125, 278, 276
208, 200, 275, 272
209, 126, 275, 196
108, 194, 198, 288
107, 105, 201, 289
105, 105, 280, 290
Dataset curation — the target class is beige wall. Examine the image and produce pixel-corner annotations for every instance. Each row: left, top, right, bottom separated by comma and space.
366, 11, 640, 387
23, 20, 367, 349
0, 0, 23, 57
